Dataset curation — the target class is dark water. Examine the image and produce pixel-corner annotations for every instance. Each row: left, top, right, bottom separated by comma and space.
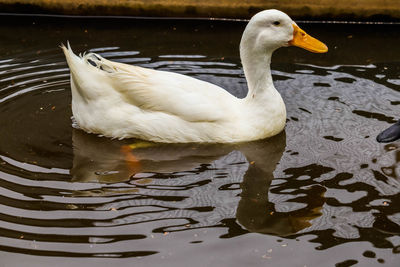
0, 15, 399, 266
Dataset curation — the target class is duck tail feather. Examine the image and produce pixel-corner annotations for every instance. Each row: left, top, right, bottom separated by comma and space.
60, 41, 83, 70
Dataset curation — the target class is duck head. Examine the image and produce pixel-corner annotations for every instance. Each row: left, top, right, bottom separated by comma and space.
241, 9, 328, 56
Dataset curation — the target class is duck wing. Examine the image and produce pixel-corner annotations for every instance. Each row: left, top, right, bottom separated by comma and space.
86, 53, 238, 123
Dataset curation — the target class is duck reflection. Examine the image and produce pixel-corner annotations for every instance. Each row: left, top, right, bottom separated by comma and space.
237, 168, 325, 236
71, 129, 239, 183
71, 129, 324, 236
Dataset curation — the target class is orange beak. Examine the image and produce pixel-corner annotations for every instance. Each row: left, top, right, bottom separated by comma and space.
289, 24, 328, 53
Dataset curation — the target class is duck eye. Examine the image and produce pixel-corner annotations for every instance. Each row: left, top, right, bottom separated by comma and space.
273, 21, 280, 26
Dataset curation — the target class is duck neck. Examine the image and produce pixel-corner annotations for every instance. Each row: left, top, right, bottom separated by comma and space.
241, 48, 275, 100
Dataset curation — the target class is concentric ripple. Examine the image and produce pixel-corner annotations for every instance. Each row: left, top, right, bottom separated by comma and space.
0, 15, 399, 266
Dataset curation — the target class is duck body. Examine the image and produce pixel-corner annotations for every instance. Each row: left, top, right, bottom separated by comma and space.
63, 50, 286, 143
62, 10, 327, 143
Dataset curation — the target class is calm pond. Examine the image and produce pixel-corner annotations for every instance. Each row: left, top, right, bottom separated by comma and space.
0, 14, 399, 266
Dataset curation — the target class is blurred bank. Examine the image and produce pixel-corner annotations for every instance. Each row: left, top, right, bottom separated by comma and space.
0, 0, 399, 21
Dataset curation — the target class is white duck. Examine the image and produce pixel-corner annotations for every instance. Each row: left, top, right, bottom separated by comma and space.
62, 9, 327, 143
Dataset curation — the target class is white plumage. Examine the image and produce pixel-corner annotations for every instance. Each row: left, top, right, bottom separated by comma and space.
62, 9, 327, 143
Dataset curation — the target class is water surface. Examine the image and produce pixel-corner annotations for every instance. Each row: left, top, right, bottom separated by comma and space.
0, 15, 399, 266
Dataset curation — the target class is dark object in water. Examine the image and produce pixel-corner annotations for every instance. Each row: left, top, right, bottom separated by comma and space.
376, 120, 400, 143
